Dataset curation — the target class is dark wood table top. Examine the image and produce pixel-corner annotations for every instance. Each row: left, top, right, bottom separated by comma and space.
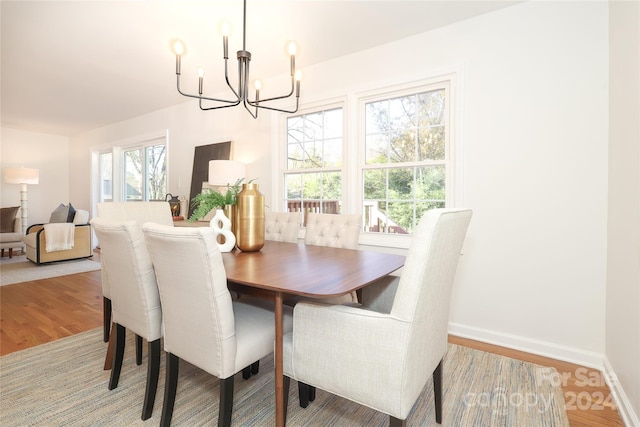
221, 240, 406, 298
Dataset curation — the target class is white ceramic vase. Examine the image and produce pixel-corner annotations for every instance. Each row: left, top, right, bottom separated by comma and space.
210, 209, 236, 252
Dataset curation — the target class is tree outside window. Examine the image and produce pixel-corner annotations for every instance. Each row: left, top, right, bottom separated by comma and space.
363, 87, 448, 234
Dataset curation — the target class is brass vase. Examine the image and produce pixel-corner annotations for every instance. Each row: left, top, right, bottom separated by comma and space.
235, 183, 265, 252
223, 204, 237, 238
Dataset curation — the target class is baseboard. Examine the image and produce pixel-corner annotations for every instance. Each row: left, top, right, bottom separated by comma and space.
448, 322, 605, 369
603, 357, 640, 427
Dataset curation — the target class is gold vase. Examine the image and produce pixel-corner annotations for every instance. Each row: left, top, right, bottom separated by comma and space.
235, 183, 265, 252
223, 204, 237, 238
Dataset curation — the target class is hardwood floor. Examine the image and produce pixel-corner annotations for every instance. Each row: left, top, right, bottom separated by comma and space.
0, 256, 624, 426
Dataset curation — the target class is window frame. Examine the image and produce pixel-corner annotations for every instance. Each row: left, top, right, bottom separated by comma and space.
276, 74, 461, 249
277, 98, 348, 221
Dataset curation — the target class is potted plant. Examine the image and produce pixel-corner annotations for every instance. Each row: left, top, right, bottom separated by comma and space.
189, 178, 243, 222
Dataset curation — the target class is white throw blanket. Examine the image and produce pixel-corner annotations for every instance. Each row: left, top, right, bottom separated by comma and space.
44, 223, 75, 252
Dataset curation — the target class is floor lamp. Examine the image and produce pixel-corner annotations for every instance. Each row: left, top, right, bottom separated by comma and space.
4, 167, 40, 234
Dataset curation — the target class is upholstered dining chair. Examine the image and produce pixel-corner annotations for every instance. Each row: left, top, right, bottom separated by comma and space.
283, 208, 472, 426
96, 201, 173, 343
141, 223, 294, 427
90, 218, 163, 421
265, 211, 301, 243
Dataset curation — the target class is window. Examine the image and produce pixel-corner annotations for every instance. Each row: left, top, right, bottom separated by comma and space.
123, 143, 166, 201
99, 152, 113, 203
284, 107, 343, 223
362, 82, 450, 235
280, 77, 455, 239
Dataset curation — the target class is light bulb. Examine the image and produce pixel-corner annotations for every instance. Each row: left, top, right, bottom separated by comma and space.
220, 21, 231, 37
198, 68, 205, 78
173, 40, 185, 56
295, 70, 302, 81
254, 80, 262, 91
288, 41, 297, 56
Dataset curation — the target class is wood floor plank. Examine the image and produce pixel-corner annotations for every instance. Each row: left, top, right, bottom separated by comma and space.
0, 253, 624, 426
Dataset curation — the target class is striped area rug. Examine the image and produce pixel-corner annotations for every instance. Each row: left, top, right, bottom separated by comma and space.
0, 255, 100, 286
0, 329, 569, 426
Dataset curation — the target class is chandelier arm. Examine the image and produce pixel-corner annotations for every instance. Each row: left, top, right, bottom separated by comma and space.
249, 96, 300, 114
199, 97, 243, 111
247, 78, 295, 104
177, 76, 241, 105
223, 57, 242, 100
242, 98, 259, 118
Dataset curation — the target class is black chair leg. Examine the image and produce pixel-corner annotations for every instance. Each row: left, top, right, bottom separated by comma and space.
390, 416, 406, 427
141, 339, 161, 420
218, 376, 235, 427
160, 353, 179, 427
251, 360, 260, 375
308, 386, 316, 402
283, 376, 291, 423
298, 382, 310, 408
109, 323, 125, 390
242, 366, 252, 379
433, 358, 443, 424
103, 297, 111, 342
135, 334, 143, 365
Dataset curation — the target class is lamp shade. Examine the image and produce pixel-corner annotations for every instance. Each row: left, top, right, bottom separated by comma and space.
208, 160, 246, 186
4, 167, 39, 185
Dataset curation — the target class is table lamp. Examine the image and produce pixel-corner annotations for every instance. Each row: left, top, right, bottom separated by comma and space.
4, 167, 40, 234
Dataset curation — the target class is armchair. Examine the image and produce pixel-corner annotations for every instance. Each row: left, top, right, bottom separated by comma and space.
283, 208, 472, 426
0, 208, 24, 258
23, 209, 92, 264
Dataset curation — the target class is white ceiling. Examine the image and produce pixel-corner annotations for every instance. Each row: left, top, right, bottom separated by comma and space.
1, 0, 520, 137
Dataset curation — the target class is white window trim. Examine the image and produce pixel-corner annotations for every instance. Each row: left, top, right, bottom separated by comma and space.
273, 97, 347, 214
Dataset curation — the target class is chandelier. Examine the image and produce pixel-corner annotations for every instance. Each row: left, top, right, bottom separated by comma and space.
171, 0, 301, 118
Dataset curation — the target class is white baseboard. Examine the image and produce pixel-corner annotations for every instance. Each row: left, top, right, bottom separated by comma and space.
449, 322, 640, 427
603, 357, 640, 427
448, 322, 605, 369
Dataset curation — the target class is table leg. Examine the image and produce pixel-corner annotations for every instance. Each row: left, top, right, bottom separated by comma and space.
275, 292, 284, 427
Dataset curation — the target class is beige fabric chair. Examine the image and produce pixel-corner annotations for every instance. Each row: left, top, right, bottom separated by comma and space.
283, 208, 472, 426
300, 212, 361, 306
0, 216, 23, 258
304, 212, 360, 249
22, 210, 92, 264
141, 223, 294, 427
90, 218, 163, 421
265, 211, 301, 243
96, 201, 173, 342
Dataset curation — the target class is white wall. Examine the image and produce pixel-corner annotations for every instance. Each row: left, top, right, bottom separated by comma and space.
606, 1, 640, 425
66, 1, 610, 366
0, 127, 70, 226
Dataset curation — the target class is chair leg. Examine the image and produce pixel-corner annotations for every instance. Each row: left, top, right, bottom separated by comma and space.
135, 334, 143, 366
251, 360, 260, 375
433, 358, 443, 424
108, 323, 126, 390
160, 353, 179, 427
241, 366, 252, 379
309, 386, 316, 402
390, 416, 406, 427
218, 376, 235, 427
283, 376, 291, 423
141, 339, 161, 420
103, 297, 112, 342
298, 382, 310, 408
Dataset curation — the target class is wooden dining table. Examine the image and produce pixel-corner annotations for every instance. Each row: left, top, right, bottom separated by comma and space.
221, 240, 406, 427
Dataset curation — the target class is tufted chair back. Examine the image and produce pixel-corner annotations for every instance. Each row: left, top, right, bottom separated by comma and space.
96, 202, 173, 342
303, 213, 361, 249
265, 211, 301, 243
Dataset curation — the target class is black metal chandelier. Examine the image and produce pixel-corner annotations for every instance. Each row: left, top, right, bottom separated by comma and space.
172, 0, 301, 118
